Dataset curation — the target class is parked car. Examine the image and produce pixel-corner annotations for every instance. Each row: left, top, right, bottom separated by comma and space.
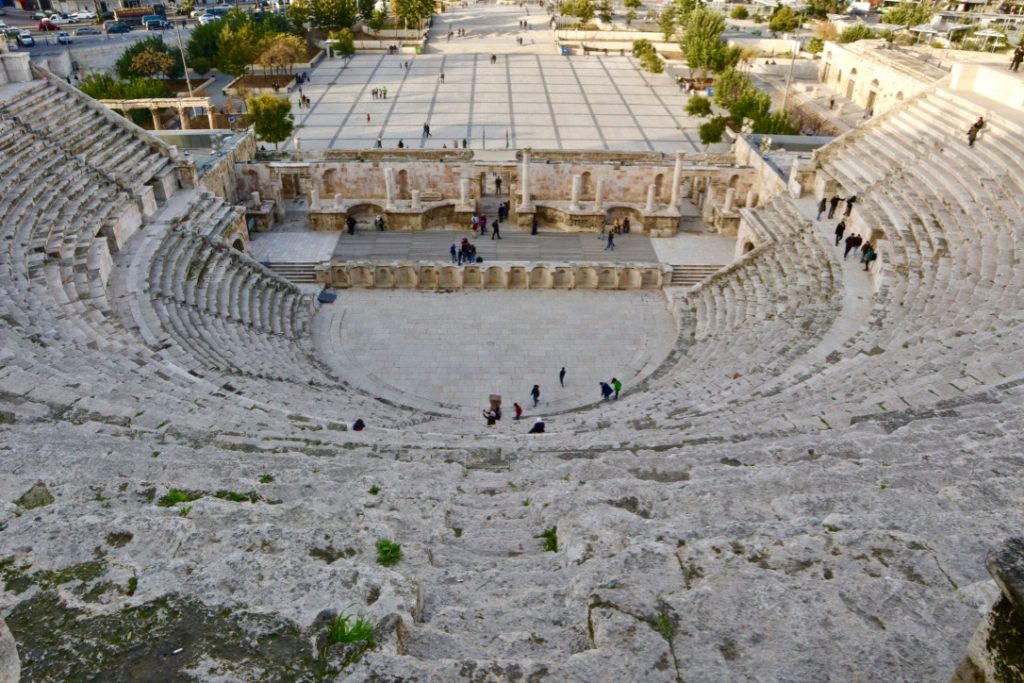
74, 25, 101, 35
196, 12, 219, 24
56, 31, 72, 44
104, 21, 131, 33
72, 10, 96, 20
38, 20, 60, 31
16, 30, 35, 47
32, 11, 48, 20
46, 14, 74, 25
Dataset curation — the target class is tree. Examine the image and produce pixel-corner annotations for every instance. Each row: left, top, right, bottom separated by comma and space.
187, 18, 223, 67
626, 8, 636, 25
729, 90, 771, 125
804, 0, 845, 19
357, 0, 376, 20
712, 67, 756, 109
116, 36, 184, 80
624, 0, 641, 8
730, 5, 748, 20
288, 0, 312, 29
810, 19, 838, 41
130, 49, 177, 79
699, 116, 727, 149
659, 8, 675, 40
685, 95, 712, 117
393, 0, 433, 27
368, 8, 387, 32
682, 8, 730, 78
674, 0, 701, 32
768, 6, 801, 33
258, 33, 307, 74
218, 22, 263, 76
561, 0, 595, 22
806, 36, 824, 53
330, 27, 356, 56
839, 23, 874, 43
598, 0, 613, 23
311, 0, 359, 31
882, 1, 933, 26
248, 94, 294, 149
752, 110, 799, 134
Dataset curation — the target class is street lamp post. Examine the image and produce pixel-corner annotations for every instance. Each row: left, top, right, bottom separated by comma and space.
174, 21, 193, 97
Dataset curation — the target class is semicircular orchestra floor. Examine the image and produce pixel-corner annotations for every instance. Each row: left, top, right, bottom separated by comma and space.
311, 289, 679, 416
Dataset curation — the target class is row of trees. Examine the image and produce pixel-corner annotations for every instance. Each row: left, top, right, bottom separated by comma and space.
285, 0, 431, 31
186, 10, 307, 76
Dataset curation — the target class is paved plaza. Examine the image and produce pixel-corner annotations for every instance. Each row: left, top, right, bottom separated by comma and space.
312, 289, 677, 414
286, 6, 713, 152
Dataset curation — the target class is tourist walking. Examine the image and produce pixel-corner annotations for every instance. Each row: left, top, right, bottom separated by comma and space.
967, 117, 985, 147
450, 243, 458, 263
495, 176, 502, 194
834, 220, 846, 246
844, 195, 857, 217
491, 220, 501, 239
375, 136, 382, 148
1011, 44, 1024, 72
439, 72, 445, 83
559, 367, 565, 387
862, 246, 878, 271
346, 216, 356, 235
605, 232, 615, 250
828, 195, 842, 219
531, 217, 539, 235
483, 408, 497, 427
843, 233, 862, 259
531, 384, 540, 407
513, 402, 523, 420
398, 139, 405, 148
816, 196, 827, 221
600, 382, 613, 400
611, 377, 621, 400
423, 123, 432, 138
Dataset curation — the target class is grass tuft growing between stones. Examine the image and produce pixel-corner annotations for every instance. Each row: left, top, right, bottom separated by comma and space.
156, 489, 202, 507
375, 539, 402, 567
327, 611, 376, 646
653, 611, 674, 642
259, 474, 274, 484
368, 485, 380, 495
536, 526, 558, 552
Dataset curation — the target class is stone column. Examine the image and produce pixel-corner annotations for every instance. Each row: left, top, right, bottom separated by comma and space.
179, 107, 191, 130
384, 167, 396, 210
411, 190, 421, 210
334, 193, 344, 209
723, 188, 736, 213
645, 184, 657, 213
519, 149, 533, 209
460, 178, 470, 208
207, 107, 216, 129
293, 136, 301, 151
310, 188, 321, 211
669, 152, 683, 209
745, 189, 757, 209
569, 175, 581, 211
702, 186, 716, 222
594, 178, 604, 212
151, 109, 162, 130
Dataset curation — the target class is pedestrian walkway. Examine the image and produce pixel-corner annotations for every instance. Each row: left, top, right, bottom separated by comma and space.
332, 229, 658, 262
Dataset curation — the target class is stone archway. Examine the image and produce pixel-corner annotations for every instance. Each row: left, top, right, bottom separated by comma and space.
396, 169, 410, 200
231, 238, 245, 252
581, 171, 593, 200
845, 68, 857, 100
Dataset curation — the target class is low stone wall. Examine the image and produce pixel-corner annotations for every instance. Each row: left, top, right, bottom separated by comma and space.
315, 261, 670, 291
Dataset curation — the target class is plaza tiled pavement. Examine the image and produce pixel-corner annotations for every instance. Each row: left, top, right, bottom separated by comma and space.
286, 3, 709, 154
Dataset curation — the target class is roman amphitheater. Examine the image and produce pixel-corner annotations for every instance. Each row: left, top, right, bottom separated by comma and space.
0, 7, 1023, 682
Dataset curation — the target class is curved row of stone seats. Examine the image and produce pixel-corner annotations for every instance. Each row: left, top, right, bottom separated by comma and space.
753, 86, 1024, 427
145, 226, 326, 384
0, 76, 171, 191
176, 191, 243, 239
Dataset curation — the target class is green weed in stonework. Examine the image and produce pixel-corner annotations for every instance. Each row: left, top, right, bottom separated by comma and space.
368, 485, 380, 495
824, 524, 841, 533
156, 489, 201, 507
178, 505, 192, 518
328, 610, 376, 646
126, 576, 138, 596
214, 490, 254, 503
452, 527, 463, 538
536, 526, 558, 552
376, 539, 402, 567
259, 474, 274, 484
654, 611, 674, 642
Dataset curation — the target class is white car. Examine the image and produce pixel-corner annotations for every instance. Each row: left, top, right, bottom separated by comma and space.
48, 14, 74, 24
57, 30, 73, 44
16, 29, 34, 47
72, 10, 96, 21
196, 13, 219, 24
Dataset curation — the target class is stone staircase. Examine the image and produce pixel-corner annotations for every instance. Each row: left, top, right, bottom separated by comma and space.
667, 264, 724, 287
262, 261, 321, 284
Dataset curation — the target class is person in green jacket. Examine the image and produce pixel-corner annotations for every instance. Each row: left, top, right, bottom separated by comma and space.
611, 377, 622, 400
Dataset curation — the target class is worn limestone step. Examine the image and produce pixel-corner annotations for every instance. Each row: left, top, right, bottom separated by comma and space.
669, 264, 724, 287
262, 261, 319, 284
